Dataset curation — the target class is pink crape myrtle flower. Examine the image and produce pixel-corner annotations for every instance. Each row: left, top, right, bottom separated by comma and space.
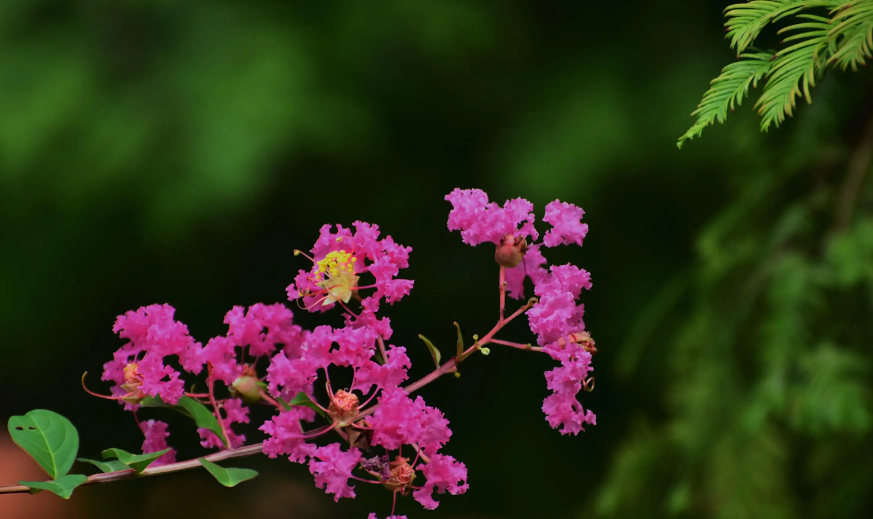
308, 443, 363, 501
369, 515, 408, 519
140, 419, 176, 466
260, 407, 317, 463
102, 304, 202, 404
201, 303, 307, 386
543, 338, 596, 435
445, 188, 597, 436
368, 387, 451, 456
413, 454, 468, 510
543, 200, 588, 247
287, 222, 413, 314
445, 188, 538, 246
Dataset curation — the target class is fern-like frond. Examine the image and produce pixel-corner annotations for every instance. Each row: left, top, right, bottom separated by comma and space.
755, 18, 832, 130
829, 0, 873, 70
725, 0, 837, 54
677, 53, 774, 148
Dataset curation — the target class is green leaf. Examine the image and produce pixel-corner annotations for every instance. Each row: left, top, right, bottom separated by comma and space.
828, 0, 873, 71
724, 0, 832, 54
198, 458, 258, 487
755, 18, 831, 130
454, 321, 464, 359
101, 448, 171, 474
76, 458, 132, 474
418, 334, 442, 368
278, 392, 327, 418
8, 409, 79, 478
677, 52, 773, 148
139, 395, 227, 446
19, 474, 88, 499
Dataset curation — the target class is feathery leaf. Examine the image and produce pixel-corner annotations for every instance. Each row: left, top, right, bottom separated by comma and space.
828, 0, 873, 70
725, 0, 837, 54
678, 53, 774, 148
755, 19, 832, 130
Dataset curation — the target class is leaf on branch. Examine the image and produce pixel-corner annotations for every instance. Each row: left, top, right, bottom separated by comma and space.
677, 52, 774, 148
828, 0, 873, 70
8, 409, 79, 479
278, 392, 327, 418
139, 395, 227, 446
419, 334, 442, 368
454, 321, 464, 359
76, 458, 132, 474
101, 448, 171, 474
19, 474, 88, 499
199, 458, 258, 487
755, 17, 832, 130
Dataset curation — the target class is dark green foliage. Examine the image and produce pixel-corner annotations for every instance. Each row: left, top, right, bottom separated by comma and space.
598, 112, 873, 518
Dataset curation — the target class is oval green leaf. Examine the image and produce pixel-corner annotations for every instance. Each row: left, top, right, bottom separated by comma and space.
76, 457, 132, 474
101, 448, 171, 474
139, 395, 227, 446
199, 458, 258, 487
8, 410, 79, 478
20, 474, 88, 499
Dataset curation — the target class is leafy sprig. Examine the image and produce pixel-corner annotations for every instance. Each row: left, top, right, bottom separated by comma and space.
679, 0, 873, 147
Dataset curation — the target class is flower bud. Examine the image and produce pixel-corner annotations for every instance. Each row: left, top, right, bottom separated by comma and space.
382, 456, 416, 492
556, 331, 596, 354
231, 375, 262, 403
494, 234, 527, 268
328, 389, 360, 427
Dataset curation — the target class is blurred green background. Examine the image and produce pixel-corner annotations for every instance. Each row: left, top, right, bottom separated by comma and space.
2, 1, 873, 518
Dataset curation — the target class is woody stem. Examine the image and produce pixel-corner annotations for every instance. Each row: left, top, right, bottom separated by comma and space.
207, 364, 232, 450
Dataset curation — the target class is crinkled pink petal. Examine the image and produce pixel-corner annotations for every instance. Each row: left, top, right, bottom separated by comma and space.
505, 243, 549, 300
332, 324, 378, 368
445, 188, 537, 245
308, 443, 362, 501
354, 346, 411, 393
201, 335, 241, 386
412, 454, 468, 510
260, 408, 318, 463
543, 200, 588, 247
542, 391, 596, 435
369, 388, 424, 450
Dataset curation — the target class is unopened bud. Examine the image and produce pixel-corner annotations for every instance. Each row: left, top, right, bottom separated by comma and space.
231, 375, 262, 403
494, 234, 528, 268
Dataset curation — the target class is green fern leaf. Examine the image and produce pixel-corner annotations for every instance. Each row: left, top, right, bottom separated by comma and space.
755, 18, 832, 130
725, 0, 837, 54
828, 0, 873, 70
678, 53, 774, 148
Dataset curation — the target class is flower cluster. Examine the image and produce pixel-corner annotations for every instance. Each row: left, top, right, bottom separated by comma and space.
445, 188, 596, 434
86, 189, 596, 517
